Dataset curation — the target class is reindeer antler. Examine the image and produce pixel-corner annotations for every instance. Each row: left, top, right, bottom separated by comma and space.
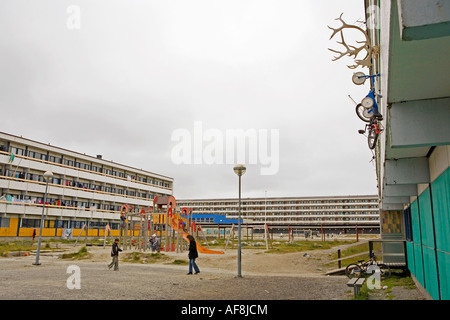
328, 13, 375, 69
328, 31, 353, 61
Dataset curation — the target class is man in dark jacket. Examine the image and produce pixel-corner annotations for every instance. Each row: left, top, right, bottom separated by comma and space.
187, 235, 200, 275
108, 238, 122, 271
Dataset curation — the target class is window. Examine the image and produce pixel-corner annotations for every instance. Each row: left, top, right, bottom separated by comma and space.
21, 219, 40, 228
110, 222, 120, 230
45, 220, 55, 228
76, 162, 90, 170
49, 156, 61, 163
55, 220, 69, 228
10, 147, 24, 156
404, 206, 413, 242
71, 221, 84, 229
0, 217, 10, 228
28, 151, 45, 160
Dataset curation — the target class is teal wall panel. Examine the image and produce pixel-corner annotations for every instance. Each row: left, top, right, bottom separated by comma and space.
406, 241, 415, 275
418, 188, 435, 248
413, 243, 425, 287
437, 251, 450, 300
410, 200, 421, 244
431, 167, 450, 253
422, 246, 440, 300
403, 166, 449, 299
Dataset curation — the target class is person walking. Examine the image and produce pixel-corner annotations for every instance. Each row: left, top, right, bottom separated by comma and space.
187, 235, 200, 275
108, 238, 122, 271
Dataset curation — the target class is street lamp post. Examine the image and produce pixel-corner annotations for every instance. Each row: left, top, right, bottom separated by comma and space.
233, 164, 246, 278
33, 171, 53, 266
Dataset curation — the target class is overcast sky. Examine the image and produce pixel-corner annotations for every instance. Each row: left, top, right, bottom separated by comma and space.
0, 0, 378, 200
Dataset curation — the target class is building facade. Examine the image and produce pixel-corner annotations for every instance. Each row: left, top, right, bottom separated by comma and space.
357, 0, 449, 300
178, 195, 380, 234
0, 132, 174, 239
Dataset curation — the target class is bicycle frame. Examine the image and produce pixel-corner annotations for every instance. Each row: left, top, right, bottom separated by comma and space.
360, 73, 381, 116
353, 73, 382, 121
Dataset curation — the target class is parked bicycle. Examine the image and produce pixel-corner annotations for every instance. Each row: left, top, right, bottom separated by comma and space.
345, 254, 391, 280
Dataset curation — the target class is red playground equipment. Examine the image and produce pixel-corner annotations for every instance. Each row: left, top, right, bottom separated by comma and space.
119, 195, 223, 254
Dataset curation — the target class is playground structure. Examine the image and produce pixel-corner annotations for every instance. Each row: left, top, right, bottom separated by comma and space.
118, 196, 224, 254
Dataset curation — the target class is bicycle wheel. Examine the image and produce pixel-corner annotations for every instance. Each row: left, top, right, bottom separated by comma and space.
378, 264, 391, 280
368, 126, 379, 149
356, 104, 371, 122
345, 263, 363, 279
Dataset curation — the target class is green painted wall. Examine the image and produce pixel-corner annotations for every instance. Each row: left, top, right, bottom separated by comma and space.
407, 167, 450, 300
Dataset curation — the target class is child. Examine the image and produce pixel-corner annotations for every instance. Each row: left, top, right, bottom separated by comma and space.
150, 234, 160, 253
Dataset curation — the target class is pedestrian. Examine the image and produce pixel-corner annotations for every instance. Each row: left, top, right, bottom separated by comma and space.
187, 235, 200, 275
108, 238, 122, 271
150, 234, 160, 253
32, 229, 36, 241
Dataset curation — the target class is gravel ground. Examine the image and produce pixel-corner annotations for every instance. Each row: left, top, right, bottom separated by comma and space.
0, 254, 348, 300
0, 243, 426, 304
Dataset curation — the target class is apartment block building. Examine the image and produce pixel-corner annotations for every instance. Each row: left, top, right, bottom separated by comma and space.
178, 195, 380, 234
0, 132, 173, 239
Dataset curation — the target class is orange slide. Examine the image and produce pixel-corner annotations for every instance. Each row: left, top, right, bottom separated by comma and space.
170, 216, 224, 255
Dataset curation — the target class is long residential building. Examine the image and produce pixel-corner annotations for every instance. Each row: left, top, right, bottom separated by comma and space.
177, 195, 380, 233
0, 132, 174, 239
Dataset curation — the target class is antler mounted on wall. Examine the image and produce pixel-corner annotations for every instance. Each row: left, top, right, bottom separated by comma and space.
328, 13, 378, 69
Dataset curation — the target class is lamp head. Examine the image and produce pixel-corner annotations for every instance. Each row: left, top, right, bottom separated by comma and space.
43, 171, 54, 182
233, 164, 246, 177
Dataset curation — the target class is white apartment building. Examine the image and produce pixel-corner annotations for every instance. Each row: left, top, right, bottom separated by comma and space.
0, 131, 173, 238
178, 195, 380, 234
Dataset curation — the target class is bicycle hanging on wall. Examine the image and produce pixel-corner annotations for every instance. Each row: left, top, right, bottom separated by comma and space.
349, 73, 384, 150
352, 73, 382, 122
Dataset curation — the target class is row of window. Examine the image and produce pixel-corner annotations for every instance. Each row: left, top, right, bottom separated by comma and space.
242, 212, 379, 216
191, 206, 379, 211
179, 199, 378, 206
193, 218, 215, 223
4, 145, 171, 189
2, 169, 158, 200
252, 217, 377, 222
1, 193, 160, 213
19, 218, 121, 230
192, 209, 378, 215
